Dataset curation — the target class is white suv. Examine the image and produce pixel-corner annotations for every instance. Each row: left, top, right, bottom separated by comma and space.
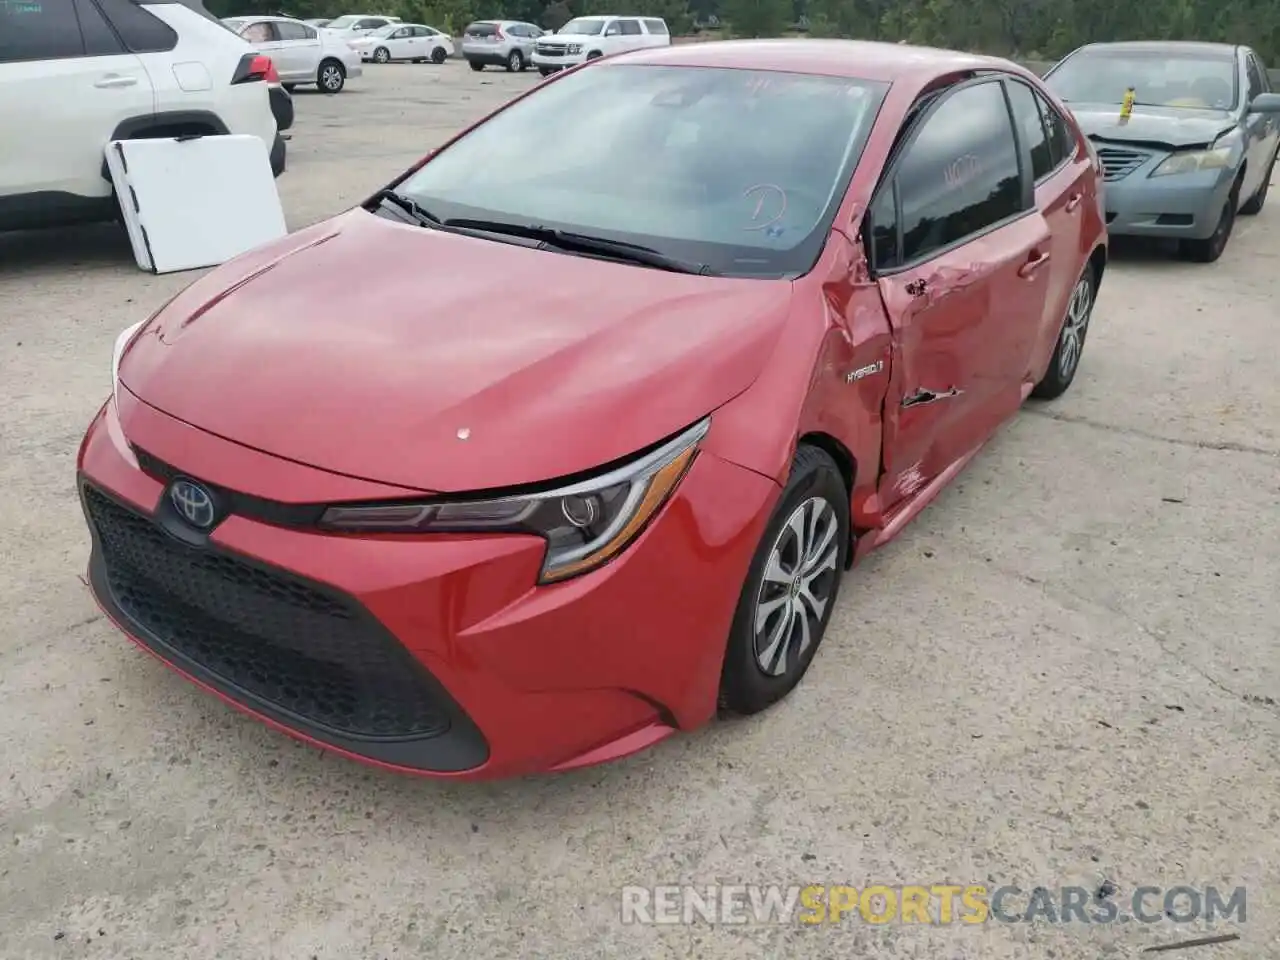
0, 0, 282, 233
532, 16, 669, 75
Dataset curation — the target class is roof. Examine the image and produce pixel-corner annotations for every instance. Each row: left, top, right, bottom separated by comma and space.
613, 38, 1011, 83
1074, 40, 1239, 57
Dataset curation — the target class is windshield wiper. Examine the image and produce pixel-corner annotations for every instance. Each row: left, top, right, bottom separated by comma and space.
370, 188, 442, 228
442, 218, 717, 275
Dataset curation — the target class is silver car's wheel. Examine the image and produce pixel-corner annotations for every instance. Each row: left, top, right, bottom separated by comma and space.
373, 46, 390, 63
318, 60, 345, 93
752, 497, 840, 677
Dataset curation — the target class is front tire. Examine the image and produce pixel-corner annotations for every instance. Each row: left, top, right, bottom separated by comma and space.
1180, 175, 1241, 262
373, 46, 390, 63
1031, 262, 1096, 401
538, 67, 553, 76
1240, 153, 1276, 215
586, 50, 602, 60
469, 60, 484, 71
431, 46, 448, 64
506, 49, 524, 72
317, 59, 346, 93
718, 445, 849, 716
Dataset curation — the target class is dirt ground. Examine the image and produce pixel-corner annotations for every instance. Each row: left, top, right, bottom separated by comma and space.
2, 62, 1278, 960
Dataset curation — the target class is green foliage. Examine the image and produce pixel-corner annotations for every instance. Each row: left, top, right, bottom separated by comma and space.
209, 0, 1280, 63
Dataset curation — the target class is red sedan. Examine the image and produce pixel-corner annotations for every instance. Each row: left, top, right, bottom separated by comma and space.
79, 39, 1106, 780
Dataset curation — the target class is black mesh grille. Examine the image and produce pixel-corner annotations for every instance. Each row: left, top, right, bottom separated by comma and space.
83, 485, 451, 740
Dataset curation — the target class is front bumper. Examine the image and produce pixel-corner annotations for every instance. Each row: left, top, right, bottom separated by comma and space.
77, 387, 778, 780
1101, 162, 1235, 240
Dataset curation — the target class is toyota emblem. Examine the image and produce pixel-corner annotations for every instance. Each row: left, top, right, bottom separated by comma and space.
169, 478, 217, 529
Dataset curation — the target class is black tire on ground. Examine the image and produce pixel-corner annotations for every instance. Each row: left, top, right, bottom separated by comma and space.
1031, 260, 1097, 401
718, 445, 850, 717
373, 46, 390, 63
431, 46, 448, 64
539, 67, 553, 76
317, 58, 346, 93
1240, 153, 1276, 215
469, 60, 484, 71
1179, 175, 1242, 262
506, 49, 523, 71
586, 50, 602, 60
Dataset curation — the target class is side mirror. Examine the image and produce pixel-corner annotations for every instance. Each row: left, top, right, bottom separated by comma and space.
1249, 92, 1280, 114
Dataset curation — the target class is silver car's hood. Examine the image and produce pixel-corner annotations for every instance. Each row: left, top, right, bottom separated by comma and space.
1067, 102, 1236, 150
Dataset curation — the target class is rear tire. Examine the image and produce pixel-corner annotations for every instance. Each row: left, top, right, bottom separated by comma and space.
469, 60, 484, 71
431, 46, 448, 64
1031, 262, 1096, 401
718, 445, 849, 717
317, 59, 346, 93
1240, 153, 1275, 215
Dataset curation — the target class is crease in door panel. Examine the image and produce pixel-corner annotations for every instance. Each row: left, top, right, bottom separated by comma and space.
902, 386, 963, 408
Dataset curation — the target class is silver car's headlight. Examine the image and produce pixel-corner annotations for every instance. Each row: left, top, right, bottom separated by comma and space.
320, 417, 710, 583
111, 320, 145, 409
1150, 145, 1231, 177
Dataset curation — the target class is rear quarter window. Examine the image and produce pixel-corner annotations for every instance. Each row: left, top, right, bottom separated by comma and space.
642, 18, 668, 34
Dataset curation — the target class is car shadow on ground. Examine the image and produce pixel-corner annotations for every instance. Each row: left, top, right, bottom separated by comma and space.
0, 224, 136, 275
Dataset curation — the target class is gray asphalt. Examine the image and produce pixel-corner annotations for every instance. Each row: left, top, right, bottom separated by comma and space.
2, 61, 1278, 959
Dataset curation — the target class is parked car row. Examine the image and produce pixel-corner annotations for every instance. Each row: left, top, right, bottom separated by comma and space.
460, 15, 671, 74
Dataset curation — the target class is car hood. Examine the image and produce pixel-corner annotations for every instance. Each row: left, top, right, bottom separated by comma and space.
1066, 102, 1237, 149
119, 208, 793, 493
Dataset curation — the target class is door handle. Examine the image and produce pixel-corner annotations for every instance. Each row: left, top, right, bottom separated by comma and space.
95, 74, 138, 88
1065, 193, 1083, 213
1018, 249, 1051, 278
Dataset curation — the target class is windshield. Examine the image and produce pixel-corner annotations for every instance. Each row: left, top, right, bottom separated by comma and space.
369, 23, 398, 36
396, 64, 887, 278
326, 15, 359, 28
558, 18, 605, 35
1046, 49, 1239, 111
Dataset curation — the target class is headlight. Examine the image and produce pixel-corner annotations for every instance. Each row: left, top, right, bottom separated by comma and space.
111, 320, 145, 409
1150, 146, 1231, 177
320, 417, 710, 583
567, 43, 582, 54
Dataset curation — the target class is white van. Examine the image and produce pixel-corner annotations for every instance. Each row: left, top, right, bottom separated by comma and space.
531, 16, 669, 75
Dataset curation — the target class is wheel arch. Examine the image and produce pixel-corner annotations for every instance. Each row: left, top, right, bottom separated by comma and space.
100, 111, 229, 180
796, 432, 858, 569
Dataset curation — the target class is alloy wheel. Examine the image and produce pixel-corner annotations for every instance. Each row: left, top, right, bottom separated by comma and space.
1058, 273, 1093, 380
321, 64, 343, 91
752, 497, 840, 677
374, 47, 389, 63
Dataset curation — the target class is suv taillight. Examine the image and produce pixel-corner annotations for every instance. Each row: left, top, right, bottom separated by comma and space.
492, 25, 504, 39
231, 53, 278, 84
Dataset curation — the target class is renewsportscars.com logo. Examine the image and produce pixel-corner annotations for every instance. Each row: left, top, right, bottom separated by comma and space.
620, 883, 1248, 926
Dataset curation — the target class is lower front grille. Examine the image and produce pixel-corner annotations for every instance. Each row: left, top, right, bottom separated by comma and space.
83, 484, 451, 741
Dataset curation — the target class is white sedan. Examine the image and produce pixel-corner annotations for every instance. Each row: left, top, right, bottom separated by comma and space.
348, 23, 455, 64
223, 15, 364, 93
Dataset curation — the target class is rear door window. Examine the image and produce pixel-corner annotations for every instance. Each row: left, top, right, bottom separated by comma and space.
0, 0, 86, 62
1035, 91, 1075, 168
76, 0, 126, 55
1005, 80, 1055, 180
618, 19, 642, 35
891, 80, 1026, 265
276, 20, 315, 41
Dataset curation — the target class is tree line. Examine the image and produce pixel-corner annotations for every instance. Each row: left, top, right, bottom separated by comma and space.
207, 0, 1280, 67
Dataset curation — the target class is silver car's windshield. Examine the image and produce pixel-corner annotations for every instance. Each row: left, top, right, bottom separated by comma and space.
397, 64, 887, 278
557, 18, 605, 35
1047, 49, 1239, 111
326, 15, 360, 28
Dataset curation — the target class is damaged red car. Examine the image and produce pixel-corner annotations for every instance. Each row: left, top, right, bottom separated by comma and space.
78, 39, 1107, 780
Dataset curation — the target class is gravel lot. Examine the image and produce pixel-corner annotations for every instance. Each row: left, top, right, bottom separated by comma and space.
2, 61, 1279, 960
